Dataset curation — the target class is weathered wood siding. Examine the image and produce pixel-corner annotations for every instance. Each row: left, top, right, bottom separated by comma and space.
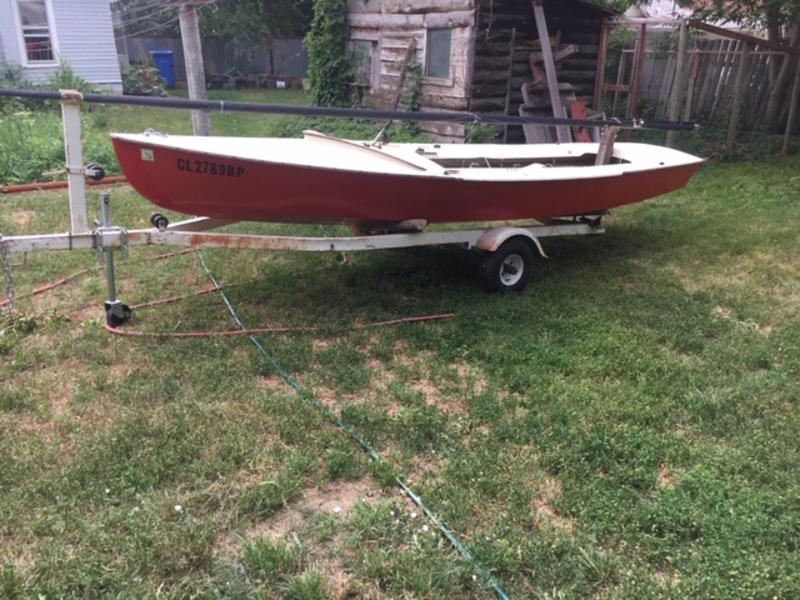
348, 0, 477, 141
471, 0, 609, 141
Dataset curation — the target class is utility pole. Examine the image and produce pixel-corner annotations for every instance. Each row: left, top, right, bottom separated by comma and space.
165, 0, 213, 135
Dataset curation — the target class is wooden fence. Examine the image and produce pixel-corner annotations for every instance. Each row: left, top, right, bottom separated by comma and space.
595, 19, 800, 153
633, 40, 792, 128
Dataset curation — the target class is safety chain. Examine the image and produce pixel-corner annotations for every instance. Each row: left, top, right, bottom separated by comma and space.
0, 234, 14, 316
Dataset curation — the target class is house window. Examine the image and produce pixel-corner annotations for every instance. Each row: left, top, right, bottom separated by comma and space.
425, 28, 451, 79
350, 40, 375, 88
17, 0, 55, 63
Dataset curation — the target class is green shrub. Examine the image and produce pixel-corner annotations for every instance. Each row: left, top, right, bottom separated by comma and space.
122, 63, 167, 97
0, 65, 34, 114
306, 0, 351, 106
43, 63, 97, 94
0, 111, 119, 185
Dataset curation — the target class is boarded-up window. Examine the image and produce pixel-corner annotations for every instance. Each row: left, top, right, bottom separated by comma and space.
425, 28, 451, 79
17, 0, 55, 62
350, 40, 374, 87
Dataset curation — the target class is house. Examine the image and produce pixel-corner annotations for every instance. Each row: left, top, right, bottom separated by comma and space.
0, 0, 122, 92
625, 0, 742, 30
347, 0, 616, 142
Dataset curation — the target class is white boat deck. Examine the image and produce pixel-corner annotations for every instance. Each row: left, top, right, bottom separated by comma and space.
111, 130, 704, 182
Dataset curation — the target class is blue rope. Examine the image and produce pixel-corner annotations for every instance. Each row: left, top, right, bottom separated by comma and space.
196, 252, 511, 600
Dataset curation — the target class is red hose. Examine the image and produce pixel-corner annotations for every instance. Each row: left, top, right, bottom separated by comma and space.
0, 249, 196, 309
104, 313, 455, 339
0, 176, 127, 195
5, 247, 456, 337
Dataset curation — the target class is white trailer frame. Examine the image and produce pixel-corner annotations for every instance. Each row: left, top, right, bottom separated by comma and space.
0, 93, 605, 324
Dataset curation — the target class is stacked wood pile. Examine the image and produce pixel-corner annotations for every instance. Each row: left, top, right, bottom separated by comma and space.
470, 0, 611, 141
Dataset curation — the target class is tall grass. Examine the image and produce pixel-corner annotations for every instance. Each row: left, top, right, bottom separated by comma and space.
0, 111, 118, 185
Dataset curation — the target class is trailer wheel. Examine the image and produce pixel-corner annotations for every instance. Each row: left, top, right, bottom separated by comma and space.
150, 213, 169, 231
478, 238, 535, 293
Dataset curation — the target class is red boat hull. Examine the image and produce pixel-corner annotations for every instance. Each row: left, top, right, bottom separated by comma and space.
112, 137, 701, 224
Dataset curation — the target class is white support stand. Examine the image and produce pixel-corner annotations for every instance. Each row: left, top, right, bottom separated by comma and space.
60, 91, 90, 234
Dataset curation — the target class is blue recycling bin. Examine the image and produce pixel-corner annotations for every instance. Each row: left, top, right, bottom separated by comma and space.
149, 49, 175, 89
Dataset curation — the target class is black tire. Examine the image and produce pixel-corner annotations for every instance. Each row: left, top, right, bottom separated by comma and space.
150, 213, 169, 230
85, 163, 105, 181
478, 238, 535, 293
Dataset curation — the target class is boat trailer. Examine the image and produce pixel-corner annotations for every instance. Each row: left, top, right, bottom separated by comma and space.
0, 91, 611, 326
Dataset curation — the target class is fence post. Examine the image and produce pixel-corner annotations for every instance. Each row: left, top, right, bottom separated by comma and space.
667, 20, 689, 148
726, 42, 752, 155
782, 57, 800, 156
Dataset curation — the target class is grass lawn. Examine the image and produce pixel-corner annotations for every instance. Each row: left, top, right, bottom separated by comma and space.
1, 95, 800, 598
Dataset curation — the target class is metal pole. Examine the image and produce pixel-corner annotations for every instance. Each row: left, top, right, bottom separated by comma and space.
178, 4, 212, 136
60, 93, 90, 234
667, 20, 689, 148
100, 192, 117, 305
0, 88, 701, 131
99, 192, 130, 326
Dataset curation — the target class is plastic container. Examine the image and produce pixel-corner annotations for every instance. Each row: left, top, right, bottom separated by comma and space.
149, 49, 175, 89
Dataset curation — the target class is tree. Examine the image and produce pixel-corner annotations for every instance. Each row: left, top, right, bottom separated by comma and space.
112, 0, 313, 50
199, 0, 313, 50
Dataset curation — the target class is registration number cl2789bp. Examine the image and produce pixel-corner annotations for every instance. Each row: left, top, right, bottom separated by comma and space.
177, 158, 245, 178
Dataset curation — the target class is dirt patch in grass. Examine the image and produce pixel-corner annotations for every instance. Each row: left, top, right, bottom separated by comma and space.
531, 477, 574, 537
216, 478, 381, 558
453, 362, 488, 397
712, 305, 773, 337
10, 210, 36, 226
657, 465, 674, 488
257, 374, 288, 394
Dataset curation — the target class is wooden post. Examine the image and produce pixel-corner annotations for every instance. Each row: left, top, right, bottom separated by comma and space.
666, 20, 689, 147
612, 52, 626, 115
593, 18, 609, 112
503, 28, 517, 143
726, 42, 752, 155
532, 1, 571, 143
178, 3, 212, 136
627, 23, 647, 119
683, 52, 701, 122
782, 57, 800, 156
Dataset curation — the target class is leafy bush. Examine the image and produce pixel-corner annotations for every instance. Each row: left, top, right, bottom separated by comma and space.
43, 63, 97, 94
466, 122, 498, 143
123, 63, 168, 97
305, 0, 351, 106
0, 65, 34, 114
0, 111, 119, 185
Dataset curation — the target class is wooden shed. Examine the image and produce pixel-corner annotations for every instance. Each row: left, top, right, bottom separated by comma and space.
347, 0, 616, 142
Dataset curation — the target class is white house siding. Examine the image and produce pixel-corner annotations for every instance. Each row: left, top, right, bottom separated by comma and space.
0, 1, 15, 70
0, 0, 122, 91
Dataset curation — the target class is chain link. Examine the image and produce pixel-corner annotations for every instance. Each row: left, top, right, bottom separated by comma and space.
0, 235, 14, 317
